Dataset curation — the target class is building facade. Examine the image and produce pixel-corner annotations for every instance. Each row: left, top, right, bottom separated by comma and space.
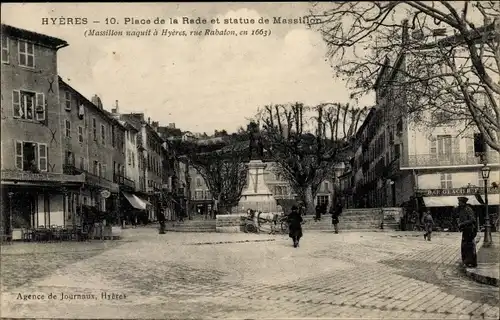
58, 79, 126, 225
1, 24, 86, 237
341, 46, 500, 229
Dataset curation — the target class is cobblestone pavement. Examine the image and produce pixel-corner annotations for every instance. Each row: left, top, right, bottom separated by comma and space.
1, 230, 499, 319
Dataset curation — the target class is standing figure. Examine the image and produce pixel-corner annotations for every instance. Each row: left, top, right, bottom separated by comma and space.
422, 211, 434, 241
287, 206, 304, 248
331, 201, 343, 234
158, 209, 166, 234
456, 197, 478, 268
314, 204, 321, 222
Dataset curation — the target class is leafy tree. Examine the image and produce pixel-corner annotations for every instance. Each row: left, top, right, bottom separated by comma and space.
309, 1, 500, 152
257, 102, 367, 215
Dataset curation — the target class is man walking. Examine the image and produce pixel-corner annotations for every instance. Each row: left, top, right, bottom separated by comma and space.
158, 209, 166, 234
422, 211, 434, 241
331, 201, 342, 234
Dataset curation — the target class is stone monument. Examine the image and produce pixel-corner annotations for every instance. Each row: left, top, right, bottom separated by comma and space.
236, 122, 278, 214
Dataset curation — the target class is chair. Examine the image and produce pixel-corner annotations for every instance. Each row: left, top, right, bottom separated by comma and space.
22, 228, 34, 242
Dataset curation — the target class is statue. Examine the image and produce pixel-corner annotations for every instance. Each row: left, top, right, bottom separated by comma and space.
248, 121, 264, 161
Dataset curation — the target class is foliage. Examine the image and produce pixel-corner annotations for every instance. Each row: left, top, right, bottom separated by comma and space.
308, 1, 500, 152
257, 102, 367, 214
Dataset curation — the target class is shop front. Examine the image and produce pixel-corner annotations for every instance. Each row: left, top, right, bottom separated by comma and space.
417, 186, 500, 231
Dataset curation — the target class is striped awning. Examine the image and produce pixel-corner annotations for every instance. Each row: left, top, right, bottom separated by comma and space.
122, 192, 150, 210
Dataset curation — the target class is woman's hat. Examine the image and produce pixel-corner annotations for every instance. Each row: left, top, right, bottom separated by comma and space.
457, 196, 469, 203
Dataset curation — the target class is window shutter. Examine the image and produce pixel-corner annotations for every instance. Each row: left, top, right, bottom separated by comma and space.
35, 92, 45, 121
429, 135, 437, 155
15, 140, 23, 169
38, 143, 47, 171
452, 137, 460, 154
12, 90, 21, 118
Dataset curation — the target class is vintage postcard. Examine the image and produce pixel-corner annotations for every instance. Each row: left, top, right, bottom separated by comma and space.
1, 2, 499, 319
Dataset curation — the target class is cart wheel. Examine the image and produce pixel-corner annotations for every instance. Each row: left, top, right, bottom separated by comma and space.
281, 221, 288, 234
245, 224, 257, 233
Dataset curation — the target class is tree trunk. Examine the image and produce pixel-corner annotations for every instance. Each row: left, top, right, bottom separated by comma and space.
303, 184, 315, 216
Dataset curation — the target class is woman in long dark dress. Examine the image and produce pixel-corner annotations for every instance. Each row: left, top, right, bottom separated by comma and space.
456, 197, 478, 267
287, 206, 303, 248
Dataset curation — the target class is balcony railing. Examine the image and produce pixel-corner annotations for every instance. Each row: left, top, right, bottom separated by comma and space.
402, 152, 499, 168
64, 165, 118, 192
114, 174, 135, 189
63, 164, 84, 175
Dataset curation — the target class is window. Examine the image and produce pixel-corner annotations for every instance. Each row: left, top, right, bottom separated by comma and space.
98, 163, 102, 177
78, 126, 83, 143
112, 126, 116, 147
64, 91, 71, 111
15, 141, 47, 171
92, 118, 97, 141
101, 124, 106, 145
196, 177, 202, 187
477, 172, 484, 187
128, 150, 132, 165
65, 151, 74, 165
93, 161, 98, 175
102, 164, 107, 180
18, 40, 35, 68
195, 191, 203, 199
440, 173, 453, 189
13, 90, 45, 121
437, 135, 452, 156
1, 36, 9, 63
324, 181, 329, 191
65, 120, 71, 137
132, 152, 135, 167
316, 195, 329, 206
79, 157, 85, 170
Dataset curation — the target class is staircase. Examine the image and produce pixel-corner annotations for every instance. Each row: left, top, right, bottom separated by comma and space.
301, 212, 382, 231
166, 219, 217, 233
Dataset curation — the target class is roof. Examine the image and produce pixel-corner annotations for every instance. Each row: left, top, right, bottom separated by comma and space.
414, 23, 495, 51
1, 24, 68, 49
354, 107, 376, 140
58, 76, 124, 129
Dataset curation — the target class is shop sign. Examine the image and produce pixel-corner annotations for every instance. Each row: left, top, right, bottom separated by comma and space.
417, 187, 499, 197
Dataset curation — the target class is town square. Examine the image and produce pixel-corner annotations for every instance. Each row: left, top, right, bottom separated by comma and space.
1, 2, 500, 319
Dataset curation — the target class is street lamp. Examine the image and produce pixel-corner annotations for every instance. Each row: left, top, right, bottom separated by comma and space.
481, 165, 493, 247
7, 192, 14, 241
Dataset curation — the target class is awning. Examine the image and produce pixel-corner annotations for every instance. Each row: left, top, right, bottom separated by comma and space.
423, 195, 499, 207
122, 192, 150, 210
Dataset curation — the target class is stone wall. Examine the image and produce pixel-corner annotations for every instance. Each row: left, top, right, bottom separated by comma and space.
215, 214, 247, 233
215, 207, 404, 233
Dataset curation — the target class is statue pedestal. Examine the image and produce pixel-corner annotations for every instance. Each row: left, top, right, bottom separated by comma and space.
236, 160, 278, 214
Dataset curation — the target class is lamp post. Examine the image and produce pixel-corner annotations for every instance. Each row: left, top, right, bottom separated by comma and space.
481, 165, 493, 247
7, 192, 14, 241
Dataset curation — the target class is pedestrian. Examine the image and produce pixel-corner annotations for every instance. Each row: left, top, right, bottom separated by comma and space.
287, 205, 304, 248
331, 201, 342, 234
158, 209, 166, 234
314, 204, 321, 222
456, 197, 478, 268
422, 211, 434, 241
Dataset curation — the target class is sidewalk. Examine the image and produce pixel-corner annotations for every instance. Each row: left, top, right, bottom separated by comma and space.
465, 232, 500, 287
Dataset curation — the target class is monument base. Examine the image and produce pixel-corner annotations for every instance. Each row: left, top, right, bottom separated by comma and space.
236, 160, 279, 214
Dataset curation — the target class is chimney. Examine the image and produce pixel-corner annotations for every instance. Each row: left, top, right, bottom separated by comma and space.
91, 94, 103, 110
148, 117, 151, 125
111, 100, 120, 115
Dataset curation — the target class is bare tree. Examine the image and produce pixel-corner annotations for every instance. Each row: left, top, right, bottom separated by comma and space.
309, 1, 500, 152
258, 102, 367, 215
173, 139, 248, 215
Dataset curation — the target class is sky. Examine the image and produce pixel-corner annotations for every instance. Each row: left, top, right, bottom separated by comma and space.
1, 2, 374, 134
